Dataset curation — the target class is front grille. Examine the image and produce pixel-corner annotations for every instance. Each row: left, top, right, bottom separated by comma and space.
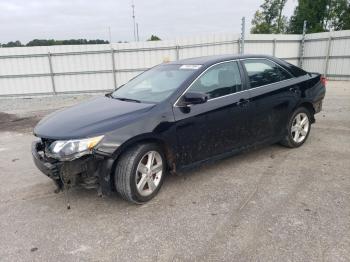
41, 138, 55, 150
40, 138, 57, 161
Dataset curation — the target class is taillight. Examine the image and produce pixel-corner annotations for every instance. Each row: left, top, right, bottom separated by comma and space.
321, 76, 327, 87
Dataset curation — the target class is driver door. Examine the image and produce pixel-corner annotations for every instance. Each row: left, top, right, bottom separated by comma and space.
172, 61, 252, 167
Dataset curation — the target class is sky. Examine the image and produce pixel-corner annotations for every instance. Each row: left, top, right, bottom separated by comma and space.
0, 0, 298, 44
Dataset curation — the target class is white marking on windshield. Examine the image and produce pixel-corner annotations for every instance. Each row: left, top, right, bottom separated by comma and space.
180, 65, 202, 70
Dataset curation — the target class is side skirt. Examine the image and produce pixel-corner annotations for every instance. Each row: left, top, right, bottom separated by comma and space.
176, 136, 283, 173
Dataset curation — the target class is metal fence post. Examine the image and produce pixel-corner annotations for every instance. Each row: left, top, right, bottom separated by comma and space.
324, 36, 332, 77
47, 52, 56, 95
240, 17, 246, 54
110, 46, 118, 89
237, 38, 241, 54
299, 20, 307, 68
175, 45, 180, 60
2, 32, 350, 97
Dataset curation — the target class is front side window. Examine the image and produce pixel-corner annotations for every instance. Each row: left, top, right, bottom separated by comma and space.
243, 59, 293, 88
187, 61, 242, 99
112, 64, 198, 103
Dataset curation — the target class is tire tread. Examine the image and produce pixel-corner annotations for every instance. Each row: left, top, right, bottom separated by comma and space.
280, 106, 312, 148
115, 145, 144, 203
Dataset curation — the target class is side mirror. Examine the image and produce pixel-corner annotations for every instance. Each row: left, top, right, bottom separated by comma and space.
181, 92, 208, 106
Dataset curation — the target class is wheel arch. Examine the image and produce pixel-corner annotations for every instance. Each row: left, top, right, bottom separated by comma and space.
109, 134, 176, 190
296, 101, 316, 123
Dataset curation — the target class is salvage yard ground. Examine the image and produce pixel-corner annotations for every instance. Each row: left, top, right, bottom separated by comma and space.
0, 81, 349, 262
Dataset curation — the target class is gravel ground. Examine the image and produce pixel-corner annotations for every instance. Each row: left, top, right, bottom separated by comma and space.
0, 81, 349, 262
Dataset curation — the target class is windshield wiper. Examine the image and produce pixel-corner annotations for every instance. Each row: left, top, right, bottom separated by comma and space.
113, 97, 141, 103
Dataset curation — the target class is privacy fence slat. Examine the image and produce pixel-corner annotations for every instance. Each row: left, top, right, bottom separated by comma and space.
0, 30, 349, 96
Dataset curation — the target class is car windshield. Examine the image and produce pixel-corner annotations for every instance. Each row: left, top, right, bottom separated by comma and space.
111, 64, 200, 103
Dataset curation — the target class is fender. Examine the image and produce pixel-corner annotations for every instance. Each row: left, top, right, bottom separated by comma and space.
94, 132, 177, 195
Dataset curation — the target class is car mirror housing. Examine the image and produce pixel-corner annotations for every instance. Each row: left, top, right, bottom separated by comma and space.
180, 92, 208, 106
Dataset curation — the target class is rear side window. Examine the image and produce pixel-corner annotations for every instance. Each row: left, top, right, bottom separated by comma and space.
243, 59, 293, 88
188, 61, 242, 99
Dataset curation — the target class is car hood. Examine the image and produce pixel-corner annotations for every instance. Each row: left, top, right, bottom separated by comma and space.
34, 96, 155, 139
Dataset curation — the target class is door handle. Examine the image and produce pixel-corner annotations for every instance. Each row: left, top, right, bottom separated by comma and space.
237, 98, 249, 107
289, 87, 299, 93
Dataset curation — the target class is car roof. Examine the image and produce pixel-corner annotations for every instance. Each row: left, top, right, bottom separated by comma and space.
168, 54, 275, 66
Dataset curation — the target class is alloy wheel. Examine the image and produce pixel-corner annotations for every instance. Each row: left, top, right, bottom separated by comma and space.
135, 151, 163, 197
291, 112, 310, 143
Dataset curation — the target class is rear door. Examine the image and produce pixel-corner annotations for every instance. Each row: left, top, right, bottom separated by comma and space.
173, 60, 252, 167
240, 58, 300, 142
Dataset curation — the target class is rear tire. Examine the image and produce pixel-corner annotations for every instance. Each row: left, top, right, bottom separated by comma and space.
280, 107, 312, 148
114, 143, 166, 204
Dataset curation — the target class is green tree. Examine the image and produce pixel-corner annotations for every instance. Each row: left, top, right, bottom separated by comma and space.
251, 0, 288, 33
147, 35, 161, 41
1, 39, 110, 48
344, 3, 350, 29
1, 40, 23, 47
25, 39, 109, 46
26, 39, 55, 46
329, 0, 350, 30
289, 0, 350, 33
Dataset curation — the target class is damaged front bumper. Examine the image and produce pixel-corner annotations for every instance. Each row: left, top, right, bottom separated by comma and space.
31, 140, 114, 195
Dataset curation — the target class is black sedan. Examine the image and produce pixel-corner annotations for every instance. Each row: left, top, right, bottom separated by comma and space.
32, 54, 326, 204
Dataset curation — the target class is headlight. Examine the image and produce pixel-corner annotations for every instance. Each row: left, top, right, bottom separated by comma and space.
47, 135, 104, 161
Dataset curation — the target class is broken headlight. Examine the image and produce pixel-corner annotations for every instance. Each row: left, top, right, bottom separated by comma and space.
47, 135, 104, 161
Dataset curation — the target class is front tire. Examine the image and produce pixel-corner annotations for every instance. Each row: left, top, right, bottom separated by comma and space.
114, 143, 166, 204
280, 107, 312, 148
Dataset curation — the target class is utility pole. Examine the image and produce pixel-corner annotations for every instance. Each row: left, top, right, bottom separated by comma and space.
136, 23, 140, 41
108, 26, 112, 43
132, 1, 136, 41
